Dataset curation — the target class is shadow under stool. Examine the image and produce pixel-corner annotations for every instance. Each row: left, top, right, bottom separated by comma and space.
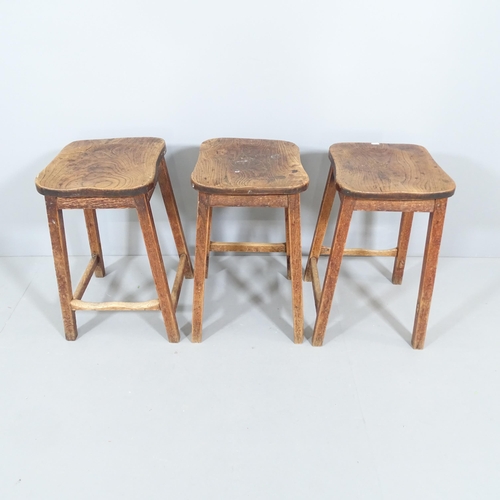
190, 138, 309, 343
35, 137, 193, 342
304, 143, 456, 348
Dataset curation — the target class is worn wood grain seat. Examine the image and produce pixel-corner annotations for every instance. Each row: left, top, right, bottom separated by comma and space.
36, 138, 193, 342
191, 138, 309, 343
304, 143, 455, 349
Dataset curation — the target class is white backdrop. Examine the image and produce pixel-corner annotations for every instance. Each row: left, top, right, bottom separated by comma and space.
1, 0, 499, 257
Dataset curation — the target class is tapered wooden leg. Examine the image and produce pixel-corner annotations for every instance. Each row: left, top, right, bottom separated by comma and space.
45, 196, 77, 340
287, 194, 303, 343
411, 199, 447, 349
135, 193, 180, 343
392, 212, 414, 285
284, 207, 291, 279
304, 165, 336, 281
192, 193, 211, 343
158, 157, 194, 278
205, 207, 212, 278
84, 209, 105, 277
312, 196, 355, 346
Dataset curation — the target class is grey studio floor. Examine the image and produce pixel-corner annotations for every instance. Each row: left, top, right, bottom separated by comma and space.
1, 254, 499, 500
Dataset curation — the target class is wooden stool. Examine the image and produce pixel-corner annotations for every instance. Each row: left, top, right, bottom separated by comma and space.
304, 143, 455, 349
190, 138, 309, 343
35, 138, 193, 342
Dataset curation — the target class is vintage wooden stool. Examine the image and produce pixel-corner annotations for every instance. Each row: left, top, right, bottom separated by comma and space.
304, 143, 455, 348
190, 138, 309, 343
35, 137, 193, 342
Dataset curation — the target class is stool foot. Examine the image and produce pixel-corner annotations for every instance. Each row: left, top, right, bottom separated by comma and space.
411, 199, 447, 349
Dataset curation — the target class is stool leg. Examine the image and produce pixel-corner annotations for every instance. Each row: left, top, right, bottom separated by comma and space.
287, 194, 304, 343
284, 207, 291, 279
411, 199, 447, 349
45, 196, 77, 340
135, 193, 180, 343
192, 193, 211, 343
205, 207, 212, 278
158, 157, 194, 278
392, 212, 414, 285
312, 196, 355, 346
84, 209, 105, 277
304, 165, 336, 281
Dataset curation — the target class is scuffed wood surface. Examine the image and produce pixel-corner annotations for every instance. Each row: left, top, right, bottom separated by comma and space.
209, 194, 289, 207
332, 247, 397, 257
192, 193, 211, 343
191, 138, 309, 195
57, 197, 136, 209
45, 196, 77, 340
354, 198, 435, 212
330, 143, 456, 200
392, 212, 414, 285
412, 199, 448, 349
309, 257, 321, 311
73, 255, 99, 300
171, 254, 188, 310
135, 192, 180, 343
35, 138, 165, 198
287, 194, 304, 343
71, 299, 160, 311
158, 157, 194, 279
304, 165, 336, 282
83, 209, 105, 277
210, 242, 286, 253
312, 197, 356, 347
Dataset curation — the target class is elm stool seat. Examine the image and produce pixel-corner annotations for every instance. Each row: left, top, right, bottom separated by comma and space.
304, 143, 455, 349
35, 137, 193, 342
191, 138, 309, 343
